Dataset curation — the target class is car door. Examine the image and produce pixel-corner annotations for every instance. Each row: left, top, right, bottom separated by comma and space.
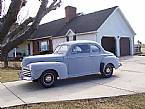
68, 44, 92, 77
90, 44, 102, 73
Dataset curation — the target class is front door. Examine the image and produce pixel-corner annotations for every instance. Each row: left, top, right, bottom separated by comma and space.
89, 44, 102, 73
68, 44, 92, 77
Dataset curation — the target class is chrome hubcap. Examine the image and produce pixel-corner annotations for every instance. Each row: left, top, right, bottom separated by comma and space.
45, 75, 52, 83
106, 68, 111, 73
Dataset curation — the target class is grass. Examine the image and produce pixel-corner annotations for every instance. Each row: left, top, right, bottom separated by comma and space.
3, 93, 145, 109
0, 68, 19, 83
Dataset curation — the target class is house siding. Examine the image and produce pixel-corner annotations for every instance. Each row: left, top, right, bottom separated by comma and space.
52, 33, 97, 50
97, 8, 134, 37
52, 37, 66, 50
76, 33, 96, 41
97, 8, 134, 56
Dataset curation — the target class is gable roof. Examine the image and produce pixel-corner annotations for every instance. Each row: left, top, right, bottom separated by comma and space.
30, 6, 118, 40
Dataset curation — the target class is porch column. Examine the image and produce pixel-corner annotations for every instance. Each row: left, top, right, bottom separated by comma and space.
96, 32, 103, 44
14, 48, 17, 58
130, 37, 134, 55
116, 36, 120, 57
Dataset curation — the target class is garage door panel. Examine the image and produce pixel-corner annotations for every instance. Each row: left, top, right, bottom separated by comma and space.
120, 38, 130, 56
101, 37, 116, 55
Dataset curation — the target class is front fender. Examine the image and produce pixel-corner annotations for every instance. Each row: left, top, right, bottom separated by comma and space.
101, 56, 121, 69
30, 62, 68, 80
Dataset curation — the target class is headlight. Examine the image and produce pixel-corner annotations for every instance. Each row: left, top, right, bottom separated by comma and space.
21, 62, 23, 67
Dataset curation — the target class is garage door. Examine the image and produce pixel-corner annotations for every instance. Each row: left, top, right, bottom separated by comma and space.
120, 37, 130, 56
101, 37, 116, 55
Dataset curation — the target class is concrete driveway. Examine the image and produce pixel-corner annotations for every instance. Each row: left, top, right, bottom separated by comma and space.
1, 56, 145, 108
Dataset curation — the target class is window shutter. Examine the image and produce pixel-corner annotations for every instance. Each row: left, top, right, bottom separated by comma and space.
66, 36, 69, 42
73, 35, 76, 41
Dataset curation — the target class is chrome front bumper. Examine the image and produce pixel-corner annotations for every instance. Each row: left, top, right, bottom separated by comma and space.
119, 63, 122, 67
19, 67, 32, 81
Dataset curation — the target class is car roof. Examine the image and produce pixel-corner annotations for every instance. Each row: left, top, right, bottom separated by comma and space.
60, 40, 100, 46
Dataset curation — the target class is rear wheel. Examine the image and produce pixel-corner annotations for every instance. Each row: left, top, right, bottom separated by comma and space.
101, 64, 113, 78
38, 70, 57, 88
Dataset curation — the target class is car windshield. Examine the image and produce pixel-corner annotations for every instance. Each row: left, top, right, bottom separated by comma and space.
53, 45, 70, 55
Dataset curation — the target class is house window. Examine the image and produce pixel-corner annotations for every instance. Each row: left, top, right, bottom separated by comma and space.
40, 41, 49, 51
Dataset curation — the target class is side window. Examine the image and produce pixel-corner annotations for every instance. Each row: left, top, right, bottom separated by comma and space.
90, 44, 100, 53
72, 44, 90, 54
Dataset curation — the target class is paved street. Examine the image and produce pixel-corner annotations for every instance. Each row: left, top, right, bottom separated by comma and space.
0, 56, 145, 108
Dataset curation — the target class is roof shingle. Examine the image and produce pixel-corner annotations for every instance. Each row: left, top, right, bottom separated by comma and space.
30, 6, 118, 40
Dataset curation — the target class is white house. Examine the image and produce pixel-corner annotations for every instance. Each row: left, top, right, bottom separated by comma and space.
9, 6, 136, 58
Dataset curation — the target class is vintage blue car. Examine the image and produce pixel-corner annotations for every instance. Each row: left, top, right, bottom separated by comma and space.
20, 40, 121, 88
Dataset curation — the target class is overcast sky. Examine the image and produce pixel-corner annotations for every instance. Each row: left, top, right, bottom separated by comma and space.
3, 0, 145, 43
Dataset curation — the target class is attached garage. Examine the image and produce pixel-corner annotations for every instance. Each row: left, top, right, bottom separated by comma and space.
120, 37, 130, 56
101, 37, 116, 55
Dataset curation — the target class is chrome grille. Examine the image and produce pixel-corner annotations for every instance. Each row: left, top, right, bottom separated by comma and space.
22, 67, 31, 77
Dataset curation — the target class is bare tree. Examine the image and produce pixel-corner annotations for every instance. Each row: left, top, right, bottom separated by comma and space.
0, 0, 61, 68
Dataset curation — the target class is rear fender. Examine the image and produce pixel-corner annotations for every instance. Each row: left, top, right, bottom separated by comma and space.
101, 56, 120, 69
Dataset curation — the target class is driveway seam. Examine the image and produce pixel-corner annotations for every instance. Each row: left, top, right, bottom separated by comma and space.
95, 82, 137, 94
120, 70, 145, 74
0, 82, 26, 104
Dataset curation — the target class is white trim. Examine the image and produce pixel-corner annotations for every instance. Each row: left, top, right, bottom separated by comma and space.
29, 36, 52, 41
97, 7, 118, 33
115, 37, 120, 57
29, 31, 97, 41
76, 31, 97, 36
65, 29, 75, 36
117, 8, 136, 36
14, 48, 17, 58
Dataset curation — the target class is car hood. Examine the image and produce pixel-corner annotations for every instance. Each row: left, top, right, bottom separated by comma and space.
22, 54, 64, 67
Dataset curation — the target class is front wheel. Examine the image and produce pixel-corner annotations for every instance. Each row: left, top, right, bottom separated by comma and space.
38, 70, 57, 88
101, 64, 113, 78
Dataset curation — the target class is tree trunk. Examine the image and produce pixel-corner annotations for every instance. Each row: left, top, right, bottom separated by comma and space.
2, 53, 8, 68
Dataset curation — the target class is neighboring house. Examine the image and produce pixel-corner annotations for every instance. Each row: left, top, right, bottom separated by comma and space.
8, 6, 136, 58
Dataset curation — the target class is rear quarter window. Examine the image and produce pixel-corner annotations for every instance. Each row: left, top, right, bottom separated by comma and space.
72, 44, 90, 54
90, 44, 100, 53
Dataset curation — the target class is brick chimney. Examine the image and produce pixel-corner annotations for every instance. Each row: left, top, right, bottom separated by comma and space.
65, 6, 77, 23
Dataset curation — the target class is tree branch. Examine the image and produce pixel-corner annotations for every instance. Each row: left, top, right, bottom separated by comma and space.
45, 0, 61, 15
2, 17, 34, 44
0, 0, 23, 43
2, 0, 62, 54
